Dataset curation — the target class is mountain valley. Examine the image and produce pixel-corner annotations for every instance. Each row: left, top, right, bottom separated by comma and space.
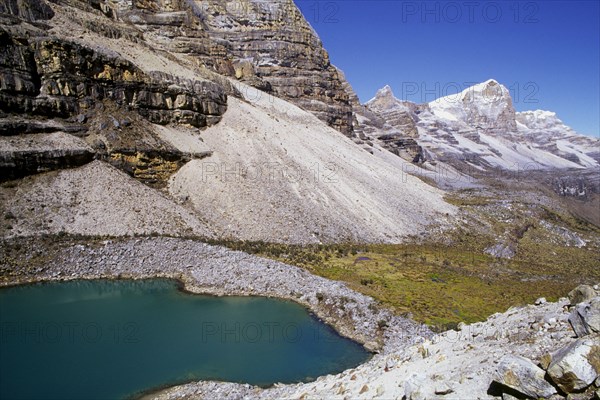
1, 0, 599, 399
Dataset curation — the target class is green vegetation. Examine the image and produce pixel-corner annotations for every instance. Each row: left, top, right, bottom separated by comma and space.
208, 239, 598, 330
2, 193, 598, 332
209, 193, 600, 330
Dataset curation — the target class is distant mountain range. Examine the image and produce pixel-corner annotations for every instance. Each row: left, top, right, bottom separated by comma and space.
355, 79, 600, 173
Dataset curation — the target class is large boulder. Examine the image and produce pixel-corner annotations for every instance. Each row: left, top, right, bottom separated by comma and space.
569, 298, 600, 337
547, 335, 600, 393
493, 355, 557, 398
569, 285, 597, 305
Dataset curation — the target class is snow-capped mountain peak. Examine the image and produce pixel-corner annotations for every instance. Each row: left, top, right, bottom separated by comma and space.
516, 110, 574, 134
379, 84, 393, 94
366, 84, 417, 113
359, 79, 600, 172
428, 79, 516, 131
367, 84, 395, 104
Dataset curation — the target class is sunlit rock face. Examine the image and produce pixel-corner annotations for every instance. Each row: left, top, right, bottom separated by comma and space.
103, 0, 354, 135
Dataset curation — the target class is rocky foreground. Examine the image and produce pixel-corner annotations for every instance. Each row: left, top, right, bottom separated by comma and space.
150, 285, 600, 400
2, 236, 599, 400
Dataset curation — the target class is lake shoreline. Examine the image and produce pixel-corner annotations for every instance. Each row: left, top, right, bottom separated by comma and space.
0, 235, 430, 399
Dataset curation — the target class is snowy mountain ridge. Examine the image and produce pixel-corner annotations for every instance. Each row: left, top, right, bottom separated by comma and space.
428, 79, 517, 131
357, 79, 600, 172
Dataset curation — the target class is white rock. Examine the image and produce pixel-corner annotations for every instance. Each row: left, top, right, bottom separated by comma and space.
569, 299, 600, 337
434, 382, 454, 395
568, 285, 596, 305
583, 299, 600, 333
535, 297, 547, 305
547, 335, 600, 393
404, 374, 427, 400
494, 355, 557, 398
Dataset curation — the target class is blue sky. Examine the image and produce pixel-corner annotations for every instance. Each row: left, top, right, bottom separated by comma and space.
294, 0, 600, 138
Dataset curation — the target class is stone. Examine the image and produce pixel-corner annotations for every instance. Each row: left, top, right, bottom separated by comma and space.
540, 353, 553, 370
434, 383, 454, 395
404, 374, 426, 400
569, 285, 597, 305
385, 357, 396, 371
570, 309, 590, 338
535, 297, 547, 305
493, 355, 557, 398
547, 335, 600, 393
569, 299, 600, 337
583, 299, 600, 334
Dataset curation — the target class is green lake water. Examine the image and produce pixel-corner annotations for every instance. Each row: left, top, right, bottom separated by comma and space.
0, 279, 370, 400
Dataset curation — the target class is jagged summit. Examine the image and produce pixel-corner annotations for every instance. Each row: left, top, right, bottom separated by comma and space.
376, 85, 394, 98
476, 78, 500, 88
358, 79, 600, 172
428, 79, 516, 131
366, 84, 396, 104
430, 79, 508, 106
516, 110, 574, 134
366, 84, 417, 113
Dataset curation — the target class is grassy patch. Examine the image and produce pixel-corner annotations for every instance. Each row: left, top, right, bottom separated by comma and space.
209, 191, 600, 330
206, 239, 598, 330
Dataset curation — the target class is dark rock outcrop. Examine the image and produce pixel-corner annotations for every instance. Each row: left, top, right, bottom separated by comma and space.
0, 132, 94, 180
0, 3, 227, 184
83, 107, 212, 186
0, 0, 54, 22
355, 85, 426, 162
0, 30, 227, 128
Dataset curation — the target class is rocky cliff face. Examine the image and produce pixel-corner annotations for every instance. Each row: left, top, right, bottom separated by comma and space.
0, 2, 227, 184
355, 85, 425, 162
0, 0, 455, 242
98, 0, 354, 135
1, 0, 356, 185
196, 0, 354, 135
